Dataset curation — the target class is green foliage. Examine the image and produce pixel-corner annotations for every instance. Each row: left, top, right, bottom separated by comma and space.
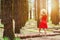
4, 37, 9, 40
4, 37, 21, 40
14, 37, 21, 40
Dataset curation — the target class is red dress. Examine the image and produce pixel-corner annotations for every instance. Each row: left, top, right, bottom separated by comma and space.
38, 15, 48, 29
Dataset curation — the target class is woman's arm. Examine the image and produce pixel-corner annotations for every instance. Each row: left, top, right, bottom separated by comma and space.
39, 14, 42, 22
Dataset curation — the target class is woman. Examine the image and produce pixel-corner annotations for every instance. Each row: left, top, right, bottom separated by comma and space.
38, 9, 48, 36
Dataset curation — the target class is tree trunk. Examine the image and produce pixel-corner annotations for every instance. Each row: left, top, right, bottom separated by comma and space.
51, 0, 59, 25
1, 0, 15, 40
37, 0, 40, 27
0, 0, 1, 19
14, 0, 28, 33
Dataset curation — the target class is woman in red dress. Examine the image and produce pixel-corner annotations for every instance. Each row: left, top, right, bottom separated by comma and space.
38, 9, 48, 35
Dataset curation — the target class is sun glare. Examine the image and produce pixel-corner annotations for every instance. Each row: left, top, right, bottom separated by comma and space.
47, 0, 51, 15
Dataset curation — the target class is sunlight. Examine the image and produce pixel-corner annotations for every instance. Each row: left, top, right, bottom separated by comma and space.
31, 0, 35, 19
47, 0, 52, 22
30, 0, 34, 3
47, 0, 51, 15
28, 0, 35, 20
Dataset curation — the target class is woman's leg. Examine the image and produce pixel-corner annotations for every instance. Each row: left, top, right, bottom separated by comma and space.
43, 28, 47, 36
39, 28, 41, 35
39, 28, 41, 32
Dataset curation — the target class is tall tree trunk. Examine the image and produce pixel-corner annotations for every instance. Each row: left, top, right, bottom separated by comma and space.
0, 0, 1, 19
14, 0, 28, 33
51, 0, 59, 25
37, 0, 40, 27
14, 0, 21, 33
34, 0, 38, 20
59, 14, 60, 22
1, 0, 15, 40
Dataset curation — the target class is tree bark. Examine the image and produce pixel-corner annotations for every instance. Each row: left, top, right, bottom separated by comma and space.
1, 0, 15, 40
51, 0, 59, 25
14, 0, 28, 33
0, 0, 1, 19
37, 0, 40, 27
